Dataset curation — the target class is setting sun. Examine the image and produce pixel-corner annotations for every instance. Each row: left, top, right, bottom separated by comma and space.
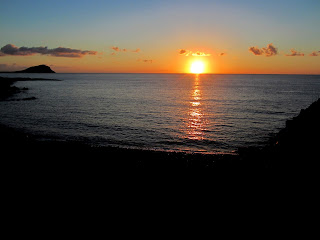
190, 61, 205, 74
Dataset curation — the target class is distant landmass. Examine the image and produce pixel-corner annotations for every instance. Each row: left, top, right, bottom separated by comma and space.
0, 64, 55, 73
15, 65, 55, 73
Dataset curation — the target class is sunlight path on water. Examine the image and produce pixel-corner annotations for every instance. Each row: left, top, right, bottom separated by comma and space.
186, 74, 208, 141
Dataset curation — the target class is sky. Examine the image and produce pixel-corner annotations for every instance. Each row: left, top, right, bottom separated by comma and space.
1, 0, 320, 74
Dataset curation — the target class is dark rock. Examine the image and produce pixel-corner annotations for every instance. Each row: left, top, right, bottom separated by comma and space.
0, 77, 20, 100
15, 64, 55, 73
244, 98, 320, 171
1, 76, 60, 100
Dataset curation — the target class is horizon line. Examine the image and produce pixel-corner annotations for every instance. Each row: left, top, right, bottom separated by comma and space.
1, 71, 320, 75
52, 72, 320, 75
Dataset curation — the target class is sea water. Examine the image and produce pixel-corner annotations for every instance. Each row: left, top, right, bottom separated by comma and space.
1, 73, 319, 153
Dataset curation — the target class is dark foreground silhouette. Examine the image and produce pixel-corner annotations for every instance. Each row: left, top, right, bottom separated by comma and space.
0, 77, 21, 100
238, 98, 320, 173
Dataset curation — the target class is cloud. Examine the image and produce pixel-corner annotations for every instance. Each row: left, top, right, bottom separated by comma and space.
178, 49, 210, 57
179, 49, 189, 55
249, 43, 277, 57
111, 46, 140, 54
285, 49, 304, 57
48, 47, 97, 58
249, 46, 264, 56
192, 51, 211, 57
137, 59, 153, 63
309, 51, 320, 56
0, 44, 97, 58
262, 44, 277, 57
111, 46, 120, 52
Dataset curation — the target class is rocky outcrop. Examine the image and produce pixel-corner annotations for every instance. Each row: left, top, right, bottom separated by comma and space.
271, 98, 320, 162
0, 77, 20, 100
0, 76, 59, 100
239, 98, 320, 171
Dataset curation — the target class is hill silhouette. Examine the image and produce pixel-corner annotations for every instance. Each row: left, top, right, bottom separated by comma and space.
15, 65, 55, 73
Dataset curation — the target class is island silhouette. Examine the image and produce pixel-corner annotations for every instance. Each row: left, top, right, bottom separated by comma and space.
15, 64, 55, 73
0, 64, 55, 73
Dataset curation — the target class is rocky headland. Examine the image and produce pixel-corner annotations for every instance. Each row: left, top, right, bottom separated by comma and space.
15, 64, 55, 73
239, 98, 320, 172
0, 64, 58, 100
0, 64, 55, 73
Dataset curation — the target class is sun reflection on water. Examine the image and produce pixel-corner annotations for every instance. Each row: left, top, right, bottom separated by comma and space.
187, 74, 207, 140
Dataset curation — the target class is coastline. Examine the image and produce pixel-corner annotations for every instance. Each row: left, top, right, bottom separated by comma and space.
0, 77, 22, 100
0, 76, 240, 170
0, 123, 240, 170
1, 76, 319, 173
0, 76, 60, 100
1, 98, 319, 172
238, 98, 320, 172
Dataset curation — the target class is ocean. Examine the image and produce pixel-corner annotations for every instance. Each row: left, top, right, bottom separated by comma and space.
1, 73, 319, 154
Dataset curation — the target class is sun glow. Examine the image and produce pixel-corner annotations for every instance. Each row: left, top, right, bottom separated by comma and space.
190, 61, 205, 74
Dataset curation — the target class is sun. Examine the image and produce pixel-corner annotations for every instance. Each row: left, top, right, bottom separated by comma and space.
190, 61, 205, 74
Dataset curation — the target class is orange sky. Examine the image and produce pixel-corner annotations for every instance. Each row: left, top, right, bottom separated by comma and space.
1, 1, 320, 74
1, 44, 320, 74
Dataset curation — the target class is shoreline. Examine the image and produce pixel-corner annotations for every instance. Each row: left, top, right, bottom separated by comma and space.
238, 98, 320, 171
1, 94, 319, 171
1, 75, 319, 172
0, 76, 60, 100
0, 123, 241, 170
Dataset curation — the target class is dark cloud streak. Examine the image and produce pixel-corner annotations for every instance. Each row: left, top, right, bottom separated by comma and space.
137, 59, 153, 63
0, 44, 97, 58
111, 46, 141, 54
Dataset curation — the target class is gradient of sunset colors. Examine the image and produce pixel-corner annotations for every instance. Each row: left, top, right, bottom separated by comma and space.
1, 0, 320, 74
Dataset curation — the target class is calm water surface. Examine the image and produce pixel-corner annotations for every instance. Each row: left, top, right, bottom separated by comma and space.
1, 73, 319, 153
